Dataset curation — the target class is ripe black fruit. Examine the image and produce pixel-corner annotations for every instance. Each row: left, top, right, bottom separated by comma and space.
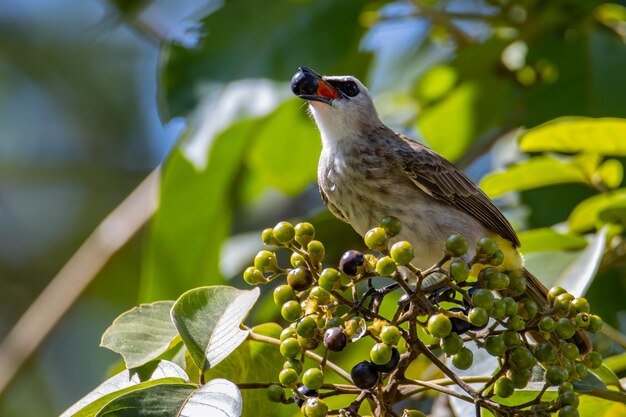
291, 69, 319, 97
351, 361, 379, 389
448, 307, 471, 335
339, 250, 365, 276
293, 385, 318, 407
374, 346, 400, 373
323, 327, 347, 352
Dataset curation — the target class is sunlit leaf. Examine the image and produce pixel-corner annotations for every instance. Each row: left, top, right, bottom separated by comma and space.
414, 65, 458, 103
179, 379, 242, 417
518, 228, 587, 253
100, 301, 178, 369
604, 352, 626, 374
520, 117, 626, 155
568, 189, 626, 233
480, 156, 588, 198
596, 159, 624, 189
171, 286, 259, 372
590, 364, 623, 389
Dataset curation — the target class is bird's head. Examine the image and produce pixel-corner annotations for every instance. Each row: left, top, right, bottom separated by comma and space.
291, 67, 380, 142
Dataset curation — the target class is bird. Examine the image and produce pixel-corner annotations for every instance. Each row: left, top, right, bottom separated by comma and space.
291, 66, 590, 353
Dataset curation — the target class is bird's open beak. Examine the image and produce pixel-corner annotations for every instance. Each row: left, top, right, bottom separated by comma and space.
291, 67, 340, 104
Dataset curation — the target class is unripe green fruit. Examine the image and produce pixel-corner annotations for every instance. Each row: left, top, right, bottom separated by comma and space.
243, 267, 265, 285
509, 346, 535, 370
559, 382, 574, 393
283, 358, 302, 374
494, 376, 515, 398
520, 298, 538, 320
254, 250, 279, 273
491, 299, 506, 319
562, 343, 579, 361
538, 316, 555, 333
489, 249, 504, 266
294, 222, 315, 246
570, 297, 590, 314
558, 405, 579, 417
477, 237, 498, 257
364, 227, 389, 251
326, 316, 345, 328
302, 368, 324, 390
503, 297, 518, 317
507, 315, 525, 331
318, 268, 340, 291
546, 365, 569, 386
280, 326, 296, 341
281, 300, 302, 322
548, 286, 567, 303
296, 316, 318, 338
588, 314, 603, 333
370, 343, 393, 365
502, 330, 522, 346
279, 368, 298, 386
554, 293, 575, 315
446, 234, 469, 257
575, 313, 590, 328
266, 384, 285, 402
508, 369, 531, 389
309, 286, 331, 305
390, 241, 414, 265
584, 351, 602, 369
485, 335, 506, 357
273, 221, 295, 244
280, 337, 301, 358
428, 314, 452, 338
555, 318, 576, 340
468, 307, 489, 327
380, 325, 401, 346
273, 285, 296, 305
477, 267, 500, 289
507, 275, 527, 296
307, 240, 325, 264
376, 256, 397, 277
380, 216, 402, 236
535, 342, 556, 364
472, 288, 495, 310
442, 332, 464, 355
452, 347, 473, 370
261, 228, 279, 245
290, 252, 307, 268
298, 335, 320, 350
450, 260, 469, 282
303, 398, 328, 417
575, 362, 587, 379
287, 267, 313, 291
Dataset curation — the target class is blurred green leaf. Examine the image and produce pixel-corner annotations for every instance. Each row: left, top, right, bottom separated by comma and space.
205, 323, 283, 417
520, 118, 626, 155
605, 352, 626, 374
518, 228, 587, 253
414, 65, 458, 104
599, 199, 626, 226
596, 159, 624, 189
171, 286, 259, 372
100, 301, 177, 369
160, 0, 369, 117
480, 156, 588, 198
590, 364, 623, 389
568, 189, 626, 232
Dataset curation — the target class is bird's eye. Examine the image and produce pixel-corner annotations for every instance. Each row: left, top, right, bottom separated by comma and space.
342, 81, 359, 97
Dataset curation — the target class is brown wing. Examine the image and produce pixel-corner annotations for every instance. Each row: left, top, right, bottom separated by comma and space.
396, 134, 520, 247
318, 185, 350, 224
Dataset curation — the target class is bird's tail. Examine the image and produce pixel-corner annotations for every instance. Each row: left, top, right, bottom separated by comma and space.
522, 267, 592, 355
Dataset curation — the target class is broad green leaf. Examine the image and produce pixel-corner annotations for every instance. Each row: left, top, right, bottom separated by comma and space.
599, 199, 626, 226
604, 352, 626, 374
205, 323, 283, 417
414, 65, 458, 103
568, 189, 626, 232
480, 156, 588, 198
596, 159, 624, 189
171, 286, 260, 371
520, 117, 626, 155
180, 378, 242, 417
100, 301, 177, 368
160, 0, 368, 117
518, 228, 587, 253
61, 361, 188, 417
590, 364, 623, 389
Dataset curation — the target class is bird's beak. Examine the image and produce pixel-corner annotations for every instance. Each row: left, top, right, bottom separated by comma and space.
291, 66, 340, 105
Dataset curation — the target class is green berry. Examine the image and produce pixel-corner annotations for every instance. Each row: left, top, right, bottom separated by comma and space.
548, 286, 567, 303
555, 318, 576, 340
485, 335, 506, 357
261, 228, 279, 245
278, 368, 298, 386
588, 314, 603, 333
280, 337, 301, 358
494, 376, 515, 398
546, 365, 569, 385
442, 332, 464, 355
491, 299, 506, 319
281, 300, 302, 322
584, 352, 602, 369
521, 298, 538, 320
296, 316, 318, 338
446, 234, 469, 257
507, 315, 525, 331
477, 237, 498, 257
477, 267, 500, 289
508, 369, 531, 389
298, 335, 319, 350
575, 313, 590, 328
575, 362, 587, 379
302, 398, 328, 417
535, 342, 556, 364
489, 249, 504, 266
254, 250, 279, 273
502, 330, 522, 346
468, 307, 489, 327
307, 240, 325, 264
509, 346, 535, 370
570, 297, 590, 314
318, 268, 340, 291
283, 358, 302, 374
287, 267, 313, 291
273, 221, 295, 244
290, 252, 307, 268
390, 241, 414, 265
380, 216, 402, 236
243, 267, 265, 285
428, 314, 452, 338
309, 286, 331, 305
558, 405, 579, 417
471, 289, 495, 310
450, 260, 469, 282
558, 382, 574, 394
294, 222, 315, 246
380, 325, 401, 346
554, 293, 575, 315
280, 326, 296, 341
266, 384, 285, 402
364, 227, 389, 251
402, 411, 426, 417
376, 256, 397, 276
452, 347, 473, 370
302, 368, 324, 390
507, 275, 527, 296
562, 343, 579, 360
370, 343, 393, 365
538, 316, 555, 333
273, 285, 296, 305
503, 297, 518, 317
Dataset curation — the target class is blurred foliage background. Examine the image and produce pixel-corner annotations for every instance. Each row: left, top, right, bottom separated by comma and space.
2, 0, 626, 416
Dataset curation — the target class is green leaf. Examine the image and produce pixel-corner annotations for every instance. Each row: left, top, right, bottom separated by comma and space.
100, 301, 178, 369
480, 156, 588, 198
160, 0, 368, 117
568, 189, 626, 233
604, 352, 626, 374
598, 199, 626, 226
590, 364, 623, 389
518, 228, 587, 253
61, 361, 188, 417
520, 117, 626, 155
597, 159, 624, 189
171, 286, 260, 372
205, 323, 283, 417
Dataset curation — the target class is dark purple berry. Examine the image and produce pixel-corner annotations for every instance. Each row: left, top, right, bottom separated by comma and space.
351, 361, 379, 389
449, 307, 471, 335
373, 346, 400, 373
323, 327, 347, 352
428, 286, 455, 304
339, 250, 365, 276
293, 385, 318, 407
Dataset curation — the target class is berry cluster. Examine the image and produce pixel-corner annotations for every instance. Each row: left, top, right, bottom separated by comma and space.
243, 218, 603, 417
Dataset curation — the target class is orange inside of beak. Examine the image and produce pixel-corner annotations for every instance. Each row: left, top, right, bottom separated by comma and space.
316, 80, 340, 99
